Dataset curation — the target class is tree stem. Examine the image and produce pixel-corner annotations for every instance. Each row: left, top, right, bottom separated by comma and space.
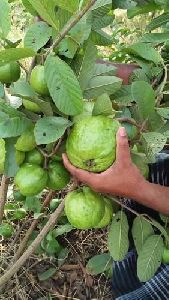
0, 176, 9, 224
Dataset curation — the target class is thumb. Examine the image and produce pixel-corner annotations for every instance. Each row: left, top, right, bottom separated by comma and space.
116, 127, 131, 164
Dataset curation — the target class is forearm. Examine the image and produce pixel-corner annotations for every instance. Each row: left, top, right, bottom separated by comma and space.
132, 180, 169, 215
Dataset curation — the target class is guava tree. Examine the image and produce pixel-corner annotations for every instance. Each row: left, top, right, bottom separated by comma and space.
0, 0, 169, 288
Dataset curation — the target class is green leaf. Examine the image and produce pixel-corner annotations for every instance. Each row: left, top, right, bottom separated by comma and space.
137, 235, 164, 282
147, 13, 169, 31
69, 15, 91, 45
0, 83, 4, 98
142, 132, 167, 163
111, 85, 132, 105
27, 0, 59, 30
84, 76, 122, 99
38, 268, 56, 281
53, 224, 73, 237
24, 21, 52, 52
92, 15, 113, 30
124, 43, 162, 65
0, 138, 5, 174
24, 196, 42, 213
141, 32, 169, 44
92, 93, 113, 116
91, 29, 113, 46
21, 0, 37, 16
4, 138, 18, 177
0, 0, 11, 38
132, 216, 154, 254
108, 211, 129, 261
58, 247, 69, 267
127, 3, 160, 19
156, 108, 169, 119
131, 81, 155, 120
149, 218, 169, 245
86, 253, 112, 275
93, 63, 116, 77
0, 48, 35, 66
45, 55, 83, 116
58, 37, 78, 59
34, 116, 71, 145
76, 41, 97, 91
91, 0, 112, 10
55, 0, 79, 13
112, 0, 136, 9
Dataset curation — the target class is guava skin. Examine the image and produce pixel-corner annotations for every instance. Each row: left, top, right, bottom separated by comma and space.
0, 62, 20, 84
25, 149, 44, 165
30, 65, 49, 96
23, 99, 41, 113
47, 161, 70, 190
66, 116, 119, 172
14, 163, 48, 196
15, 150, 25, 165
95, 198, 113, 228
65, 187, 105, 229
15, 128, 36, 152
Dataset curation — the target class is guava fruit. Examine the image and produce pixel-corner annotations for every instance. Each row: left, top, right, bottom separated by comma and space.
30, 65, 49, 96
0, 62, 20, 84
72, 100, 95, 123
25, 149, 44, 165
162, 247, 169, 264
15, 150, 25, 165
23, 99, 41, 113
66, 116, 119, 172
47, 161, 70, 190
15, 127, 36, 152
95, 198, 113, 228
14, 163, 48, 196
131, 152, 149, 179
0, 138, 5, 174
65, 187, 105, 229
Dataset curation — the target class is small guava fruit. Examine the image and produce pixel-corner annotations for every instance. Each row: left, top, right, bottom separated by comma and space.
15, 150, 25, 165
0, 138, 5, 174
131, 151, 149, 179
0, 223, 14, 238
162, 247, 169, 264
30, 65, 49, 96
66, 116, 119, 172
95, 198, 113, 228
0, 62, 20, 84
23, 99, 41, 113
65, 187, 105, 229
47, 161, 70, 190
72, 100, 95, 123
15, 127, 36, 152
14, 163, 48, 196
25, 149, 44, 165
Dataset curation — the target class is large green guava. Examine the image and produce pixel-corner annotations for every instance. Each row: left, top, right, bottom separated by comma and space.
14, 163, 48, 196
131, 151, 149, 179
66, 116, 119, 172
25, 149, 44, 165
95, 198, 113, 229
23, 99, 41, 113
47, 161, 70, 190
15, 128, 36, 152
65, 187, 105, 229
30, 65, 49, 96
0, 62, 20, 84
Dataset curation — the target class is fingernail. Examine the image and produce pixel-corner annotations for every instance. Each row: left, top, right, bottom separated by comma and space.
119, 127, 126, 137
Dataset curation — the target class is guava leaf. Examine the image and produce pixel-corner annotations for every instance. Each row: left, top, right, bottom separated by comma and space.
4, 137, 19, 177
86, 253, 112, 275
131, 81, 155, 120
93, 63, 116, 77
38, 268, 56, 281
53, 224, 73, 237
127, 3, 160, 19
24, 196, 42, 213
111, 85, 132, 105
69, 15, 91, 45
0, 0, 11, 38
0, 48, 35, 66
137, 235, 164, 282
141, 32, 169, 43
55, 0, 79, 13
142, 132, 167, 163
24, 21, 52, 52
132, 216, 154, 254
84, 76, 122, 99
45, 55, 83, 116
34, 116, 71, 145
92, 15, 113, 30
92, 93, 113, 116
156, 108, 169, 120
108, 211, 129, 261
27, 0, 59, 30
58, 247, 69, 267
58, 37, 78, 59
76, 41, 97, 91
91, 29, 113, 46
0, 138, 6, 174
112, 0, 136, 9
146, 13, 169, 31
124, 43, 162, 65
91, 0, 112, 11
0, 83, 4, 98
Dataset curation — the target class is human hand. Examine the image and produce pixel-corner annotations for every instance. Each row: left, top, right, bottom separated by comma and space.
62, 127, 146, 199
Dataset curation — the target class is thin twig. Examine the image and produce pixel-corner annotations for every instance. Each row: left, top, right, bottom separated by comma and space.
0, 176, 9, 224
44, 0, 97, 58
116, 117, 146, 131
0, 199, 65, 289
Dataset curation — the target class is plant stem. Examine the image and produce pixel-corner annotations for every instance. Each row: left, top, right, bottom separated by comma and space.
116, 117, 146, 131
0, 176, 9, 224
44, 0, 97, 58
0, 199, 65, 289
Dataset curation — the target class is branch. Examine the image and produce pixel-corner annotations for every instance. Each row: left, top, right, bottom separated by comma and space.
0, 199, 65, 289
116, 117, 145, 131
0, 176, 9, 224
44, 0, 97, 58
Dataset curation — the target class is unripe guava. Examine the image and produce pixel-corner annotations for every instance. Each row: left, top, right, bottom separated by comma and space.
23, 99, 41, 113
15, 150, 25, 165
47, 161, 70, 190
15, 128, 36, 152
0, 62, 20, 84
95, 198, 113, 228
25, 149, 43, 165
30, 65, 49, 96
